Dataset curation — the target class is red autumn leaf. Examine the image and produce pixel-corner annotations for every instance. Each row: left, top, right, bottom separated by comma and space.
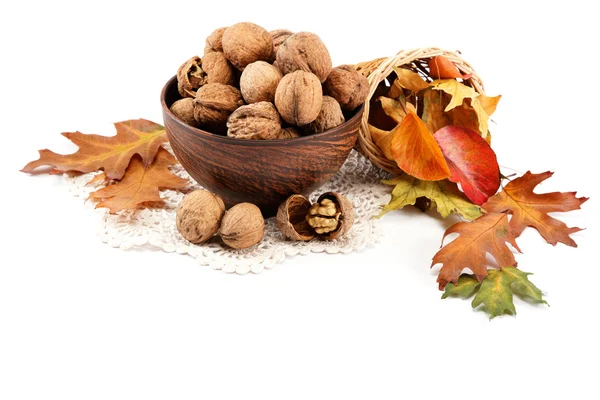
432, 212, 520, 290
390, 112, 451, 181
21, 119, 167, 180
428, 56, 473, 80
482, 172, 588, 247
434, 125, 500, 205
88, 148, 188, 214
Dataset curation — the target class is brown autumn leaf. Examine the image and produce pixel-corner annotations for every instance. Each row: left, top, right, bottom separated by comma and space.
21, 119, 168, 180
368, 124, 394, 160
88, 148, 188, 214
482, 171, 588, 247
428, 56, 473, 80
432, 212, 520, 290
421, 89, 451, 134
390, 112, 451, 181
378, 96, 408, 123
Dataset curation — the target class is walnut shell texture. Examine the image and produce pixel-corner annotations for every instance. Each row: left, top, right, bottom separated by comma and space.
220, 203, 265, 249
193, 83, 244, 132
240, 61, 282, 104
227, 102, 282, 140
222, 22, 274, 71
323, 65, 369, 111
170, 98, 197, 127
277, 126, 301, 139
270, 29, 293, 59
304, 96, 345, 134
205, 27, 227, 53
176, 190, 226, 244
274, 70, 323, 126
201, 51, 236, 86
276, 194, 315, 241
316, 192, 354, 240
276, 32, 332, 83
177, 56, 203, 98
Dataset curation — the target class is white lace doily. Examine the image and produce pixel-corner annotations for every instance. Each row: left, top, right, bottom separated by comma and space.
64, 148, 391, 274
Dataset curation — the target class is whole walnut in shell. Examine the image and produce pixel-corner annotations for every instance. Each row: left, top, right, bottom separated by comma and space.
170, 98, 197, 127
205, 27, 227, 53
240, 61, 282, 104
222, 22, 274, 70
274, 70, 323, 126
276, 32, 332, 83
304, 96, 345, 134
177, 53, 236, 98
227, 102, 282, 140
323, 65, 369, 111
277, 126, 301, 139
220, 203, 265, 249
193, 83, 244, 133
270, 29, 293, 59
176, 190, 226, 244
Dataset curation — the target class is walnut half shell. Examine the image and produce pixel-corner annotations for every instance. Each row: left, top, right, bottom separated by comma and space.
276, 194, 315, 241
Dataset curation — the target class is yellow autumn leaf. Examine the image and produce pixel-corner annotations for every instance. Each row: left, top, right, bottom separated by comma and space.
368, 124, 395, 160
377, 96, 408, 124
392, 67, 430, 92
431, 79, 479, 112
478, 94, 502, 117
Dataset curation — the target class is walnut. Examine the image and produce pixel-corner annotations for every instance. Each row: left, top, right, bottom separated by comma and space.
204, 27, 227, 53
176, 53, 236, 98
219, 203, 265, 249
227, 102, 281, 140
176, 190, 226, 244
304, 96, 345, 134
275, 32, 332, 83
323, 65, 369, 111
193, 83, 244, 133
270, 29, 293, 59
169, 98, 197, 127
240, 61, 282, 104
276, 194, 315, 241
274, 70, 323, 126
222, 22, 274, 70
306, 192, 354, 240
276, 126, 301, 139
276, 192, 354, 241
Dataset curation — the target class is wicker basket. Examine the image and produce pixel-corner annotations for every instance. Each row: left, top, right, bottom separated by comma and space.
354, 47, 486, 175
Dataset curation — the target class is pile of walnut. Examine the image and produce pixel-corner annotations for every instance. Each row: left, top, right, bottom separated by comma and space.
176, 189, 354, 249
169, 22, 369, 139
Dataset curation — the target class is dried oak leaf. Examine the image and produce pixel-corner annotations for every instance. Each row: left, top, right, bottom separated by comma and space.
482, 171, 588, 247
442, 267, 547, 320
432, 212, 520, 290
88, 148, 188, 214
21, 119, 167, 180
379, 175, 482, 220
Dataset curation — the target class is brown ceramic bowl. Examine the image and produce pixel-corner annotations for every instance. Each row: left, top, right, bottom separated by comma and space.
161, 76, 363, 217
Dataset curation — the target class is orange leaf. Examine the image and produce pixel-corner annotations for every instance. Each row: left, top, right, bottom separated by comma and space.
421, 89, 451, 134
482, 172, 588, 247
21, 119, 167, 180
478, 94, 502, 117
432, 212, 520, 290
88, 148, 188, 214
390, 113, 450, 181
428, 56, 472, 80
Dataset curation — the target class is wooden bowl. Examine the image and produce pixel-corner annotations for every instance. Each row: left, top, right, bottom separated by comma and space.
161, 76, 363, 217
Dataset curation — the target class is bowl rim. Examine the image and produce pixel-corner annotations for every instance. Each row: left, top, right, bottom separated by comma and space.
160, 75, 364, 146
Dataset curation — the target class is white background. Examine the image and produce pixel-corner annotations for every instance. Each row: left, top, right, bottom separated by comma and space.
1, 1, 598, 399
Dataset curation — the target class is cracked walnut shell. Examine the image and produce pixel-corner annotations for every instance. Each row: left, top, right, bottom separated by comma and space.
219, 203, 265, 249
276, 32, 332, 83
306, 192, 354, 240
227, 102, 282, 140
274, 70, 323, 126
222, 22, 274, 70
177, 53, 236, 98
193, 83, 244, 132
323, 65, 369, 111
276, 194, 315, 241
176, 190, 226, 244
